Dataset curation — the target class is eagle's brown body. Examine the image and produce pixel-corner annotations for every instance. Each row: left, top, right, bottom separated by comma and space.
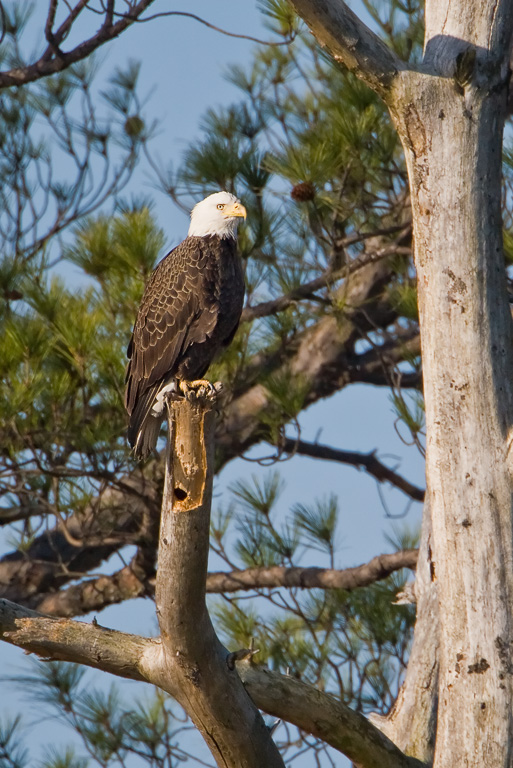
125, 233, 245, 458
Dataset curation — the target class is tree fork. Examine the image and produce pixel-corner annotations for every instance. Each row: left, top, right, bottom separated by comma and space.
149, 393, 286, 768
0, 392, 422, 768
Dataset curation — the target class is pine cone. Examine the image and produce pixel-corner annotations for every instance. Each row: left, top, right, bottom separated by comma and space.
291, 181, 315, 202
124, 115, 145, 137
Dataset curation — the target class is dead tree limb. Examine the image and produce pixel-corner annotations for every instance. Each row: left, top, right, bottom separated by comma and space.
286, 0, 405, 99
23, 548, 417, 618
146, 394, 285, 768
279, 437, 425, 501
0, 595, 422, 768
237, 656, 425, 768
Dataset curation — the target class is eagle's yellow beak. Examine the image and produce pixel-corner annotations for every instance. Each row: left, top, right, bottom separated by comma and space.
224, 202, 247, 220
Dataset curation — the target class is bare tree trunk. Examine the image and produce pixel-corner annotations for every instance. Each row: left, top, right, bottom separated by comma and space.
391, 57, 513, 764
287, 0, 513, 765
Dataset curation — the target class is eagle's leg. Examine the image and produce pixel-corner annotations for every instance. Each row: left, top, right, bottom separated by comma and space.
179, 379, 219, 401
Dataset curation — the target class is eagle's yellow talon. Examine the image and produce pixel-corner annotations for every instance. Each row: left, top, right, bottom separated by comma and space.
179, 379, 216, 400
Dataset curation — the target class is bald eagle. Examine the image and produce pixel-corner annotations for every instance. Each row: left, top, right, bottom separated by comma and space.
125, 191, 246, 459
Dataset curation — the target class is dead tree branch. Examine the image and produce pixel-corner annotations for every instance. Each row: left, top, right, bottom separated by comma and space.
236, 657, 424, 768
206, 550, 418, 593
241, 232, 411, 324
280, 437, 425, 501
285, 0, 406, 99
0, 595, 421, 768
0, 1, 157, 89
26, 549, 418, 617
0, 598, 154, 681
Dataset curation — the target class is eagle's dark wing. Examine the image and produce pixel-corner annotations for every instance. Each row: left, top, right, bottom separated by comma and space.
125, 235, 243, 458
126, 237, 219, 403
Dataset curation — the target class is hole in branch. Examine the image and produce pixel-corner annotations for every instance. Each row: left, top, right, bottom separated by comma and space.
174, 487, 187, 501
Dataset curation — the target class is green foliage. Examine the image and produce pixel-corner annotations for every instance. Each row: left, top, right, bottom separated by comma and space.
389, 281, 419, 320
0, 206, 164, 545
259, 368, 310, 442
390, 389, 425, 447
0, 716, 28, 768
257, 0, 302, 37
42, 747, 89, 768
230, 472, 298, 565
5, 661, 200, 768
212, 473, 416, 712
293, 494, 339, 559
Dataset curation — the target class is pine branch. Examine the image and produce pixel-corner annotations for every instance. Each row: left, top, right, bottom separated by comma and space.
35, 560, 151, 617
347, 331, 422, 388
280, 437, 425, 501
0, 468, 160, 606
0, 263, 414, 607
217, 259, 399, 465
241, 233, 411, 323
25, 549, 417, 617
286, 0, 406, 100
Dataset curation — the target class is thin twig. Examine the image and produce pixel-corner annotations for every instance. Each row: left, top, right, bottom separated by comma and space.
122, 10, 298, 47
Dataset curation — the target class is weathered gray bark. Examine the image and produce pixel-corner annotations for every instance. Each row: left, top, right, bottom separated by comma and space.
370, 501, 438, 762
392, 61, 513, 765
286, 0, 513, 765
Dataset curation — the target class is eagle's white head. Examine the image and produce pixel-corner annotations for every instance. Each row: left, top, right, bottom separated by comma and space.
188, 191, 246, 239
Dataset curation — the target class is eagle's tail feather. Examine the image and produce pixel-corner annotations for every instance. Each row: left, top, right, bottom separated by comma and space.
133, 413, 163, 460
127, 382, 165, 460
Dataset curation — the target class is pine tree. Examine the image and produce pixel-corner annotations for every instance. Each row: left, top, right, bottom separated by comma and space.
1, 0, 511, 766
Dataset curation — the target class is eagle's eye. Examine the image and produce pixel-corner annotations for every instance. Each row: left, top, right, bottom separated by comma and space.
217, 204, 225, 210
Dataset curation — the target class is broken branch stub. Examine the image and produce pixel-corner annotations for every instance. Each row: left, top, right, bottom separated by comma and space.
164, 394, 215, 512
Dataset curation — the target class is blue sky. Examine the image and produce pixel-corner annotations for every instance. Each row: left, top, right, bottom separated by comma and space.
0, 3, 424, 766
